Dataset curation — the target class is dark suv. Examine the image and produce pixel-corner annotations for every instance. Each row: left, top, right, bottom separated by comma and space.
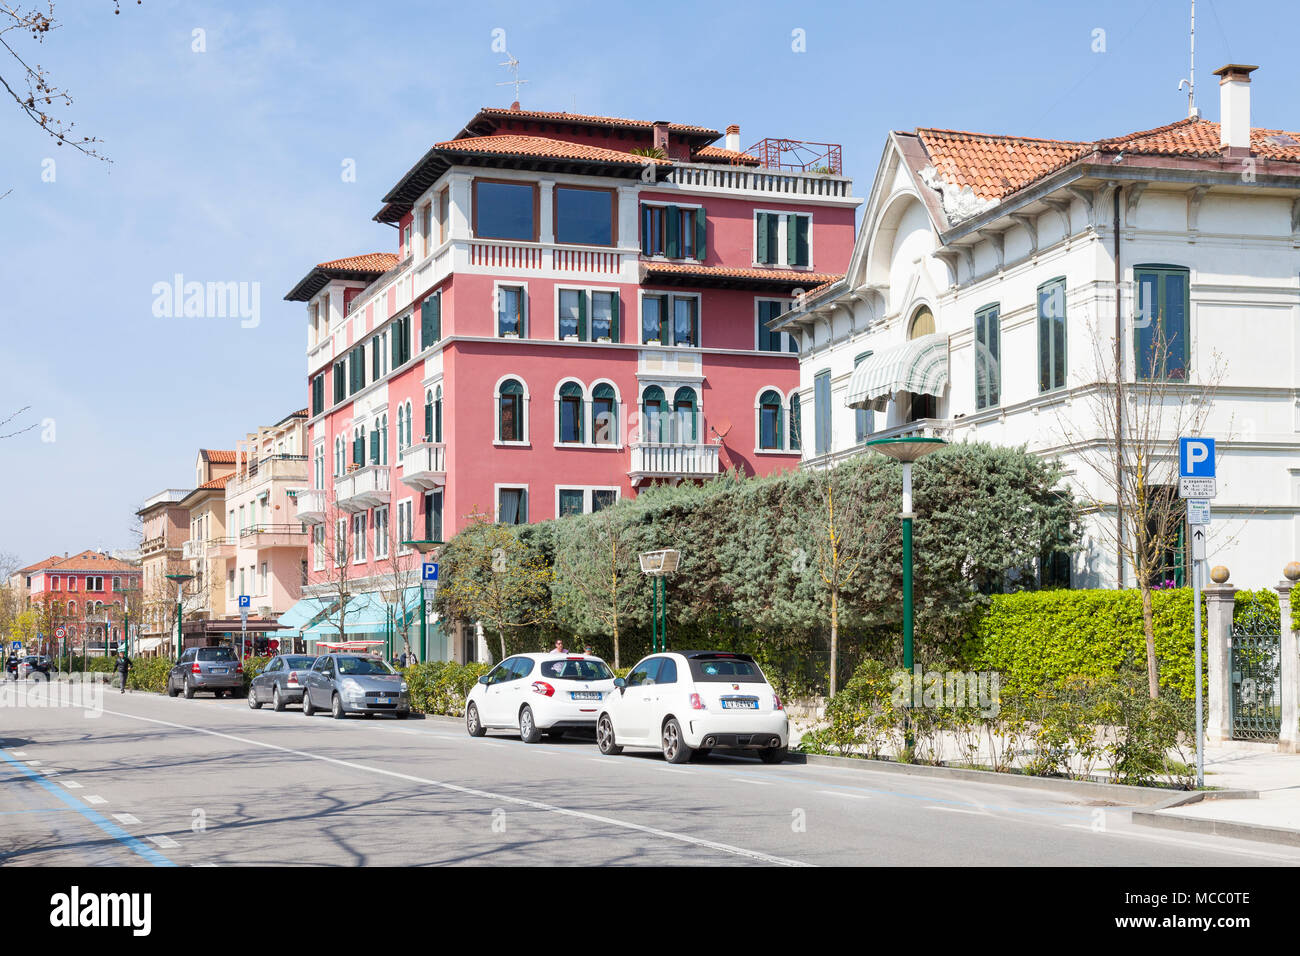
167, 646, 244, 698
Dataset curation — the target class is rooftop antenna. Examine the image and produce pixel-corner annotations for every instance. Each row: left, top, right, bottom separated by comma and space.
496, 52, 530, 109
1178, 0, 1200, 119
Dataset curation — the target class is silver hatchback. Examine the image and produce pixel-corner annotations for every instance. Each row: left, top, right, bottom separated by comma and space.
300, 654, 410, 719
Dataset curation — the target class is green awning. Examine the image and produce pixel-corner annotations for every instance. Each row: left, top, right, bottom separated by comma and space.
846, 333, 948, 412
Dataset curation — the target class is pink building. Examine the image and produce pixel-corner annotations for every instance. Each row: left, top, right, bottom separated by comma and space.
25, 551, 142, 657
285, 108, 860, 660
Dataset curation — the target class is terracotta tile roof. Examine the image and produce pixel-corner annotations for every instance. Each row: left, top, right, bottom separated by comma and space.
470, 107, 719, 138
434, 134, 672, 166
693, 145, 761, 166
315, 253, 399, 273
642, 262, 842, 287
16, 555, 65, 575
916, 128, 1091, 201
914, 118, 1300, 205
199, 449, 237, 464
198, 473, 233, 490
49, 550, 141, 574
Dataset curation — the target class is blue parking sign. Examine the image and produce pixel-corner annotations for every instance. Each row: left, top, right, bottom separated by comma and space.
238, 594, 251, 609
422, 562, 438, 582
1179, 438, 1215, 478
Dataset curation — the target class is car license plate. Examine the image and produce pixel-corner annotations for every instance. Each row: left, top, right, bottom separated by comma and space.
571, 691, 601, 700
721, 698, 758, 710
212, 668, 227, 675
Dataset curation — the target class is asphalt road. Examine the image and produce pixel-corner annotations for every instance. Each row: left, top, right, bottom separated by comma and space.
2, 680, 1297, 867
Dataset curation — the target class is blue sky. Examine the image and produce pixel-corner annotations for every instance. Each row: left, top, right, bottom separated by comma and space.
1, 0, 1294, 562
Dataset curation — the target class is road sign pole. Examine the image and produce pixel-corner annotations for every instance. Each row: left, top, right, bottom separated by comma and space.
1192, 535, 1204, 789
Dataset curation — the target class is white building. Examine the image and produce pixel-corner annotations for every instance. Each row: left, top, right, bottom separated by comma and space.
777, 64, 1300, 589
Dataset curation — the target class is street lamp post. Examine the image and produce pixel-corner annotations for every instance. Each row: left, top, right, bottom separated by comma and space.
165, 573, 194, 662
638, 550, 681, 653
865, 436, 947, 706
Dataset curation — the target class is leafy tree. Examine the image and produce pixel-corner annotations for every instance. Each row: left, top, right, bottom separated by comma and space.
551, 501, 642, 667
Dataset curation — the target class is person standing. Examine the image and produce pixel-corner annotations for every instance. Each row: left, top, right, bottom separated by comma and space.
115, 652, 131, 694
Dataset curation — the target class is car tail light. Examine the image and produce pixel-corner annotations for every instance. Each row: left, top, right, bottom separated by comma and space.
236, 662, 243, 674
689, 693, 706, 710
531, 681, 555, 697
288, 671, 298, 684
773, 693, 784, 711
191, 663, 201, 674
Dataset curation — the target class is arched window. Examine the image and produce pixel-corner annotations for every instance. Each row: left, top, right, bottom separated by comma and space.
673, 386, 698, 443
396, 406, 406, 453
641, 385, 665, 443
909, 305, 935, 339
424, 389, 434, 444
67, 600, 76, 616
558, 381, 584, 444
498, 379, 525, 442
758, 389, 783, 450
592, 383, 617, 445
789, 393, 802, 451
435, 385, 443, 444
403, 401, 413, 448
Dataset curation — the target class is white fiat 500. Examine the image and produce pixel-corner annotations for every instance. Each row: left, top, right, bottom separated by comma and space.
596, 651, 788, 764
465, 652, 616, 743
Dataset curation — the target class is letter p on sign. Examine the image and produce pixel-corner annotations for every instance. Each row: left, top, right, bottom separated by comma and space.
1180, 437, 1215, 478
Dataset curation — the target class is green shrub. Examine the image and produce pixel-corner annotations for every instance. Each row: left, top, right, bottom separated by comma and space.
127, 657, 173, 694
401, 661, 490, 717
241, 656, 272, 693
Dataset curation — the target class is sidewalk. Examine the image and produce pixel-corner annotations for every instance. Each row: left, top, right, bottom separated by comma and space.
1140, 744, 1300, 843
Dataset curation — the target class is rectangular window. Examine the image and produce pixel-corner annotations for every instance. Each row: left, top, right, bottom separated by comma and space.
1037, 278, 1067, 392
353, 513, 367, 561
498, 487, 528, 525
437, 187, 449, 243
238, 568, 245, 596
757, 299, 795, 352
389, 315, 411, 367
591, 291, 617, 341
421, 292, 441, 349
558, 289, 583, 340
1134, 265, 1190, 381
313, 525, 325, 571
559, 391, 583, 444
592, 489, 617, 512
332, 362, 345, 404
854, 352, 874, 441
555, 186, 615, 246
419, 203, 432, 258
814, 369, 831, 456
642, 294, 666, 345
974, 303, 1001, 410
259, 562, 267, 595
473, 179, 536, 241
673, 296, 699, 347
641, 204, 705, 261
374, 506, 389, 558
336, 518, 348, 565
755, 212, 811, 267
402, 223, 412, 257
558, 489, 585, 518
424, 490, 443, 543
497, 286, 525, 337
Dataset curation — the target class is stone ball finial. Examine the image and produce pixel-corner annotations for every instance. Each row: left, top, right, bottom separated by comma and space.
1210, 565, 1230, 584
1285, 562, 1300, 583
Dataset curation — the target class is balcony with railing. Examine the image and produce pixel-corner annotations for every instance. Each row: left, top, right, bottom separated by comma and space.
334, 465, 390, 513
207, 536, 237, 559
182, 539, 204, 561
398, 442, 447, 491
293, 489, 326, 525
141, 535, 168, 556
665, 162, 853, 199
228, 455, 310, 496
239, 523, 309, 550
628, 442, 721, 484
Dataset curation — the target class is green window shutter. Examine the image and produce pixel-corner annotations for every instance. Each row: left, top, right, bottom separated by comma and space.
372, 340, 380, 379
369, 430, 378, 464
794, 216, 809, 266
660, 298, 671, 346
694, 207, 706, 261
519, 490, 528, 524
786, 215, 797, 267
577, 290, 588, 341
641, 206, 652, 255
353, 437, 362, 466
390, 327, 399, 367
609, 292, 620, 341
421, 294, 441, 348
424, 401, 433, 443
665, 206, 680, 259
756, 213, 768, 263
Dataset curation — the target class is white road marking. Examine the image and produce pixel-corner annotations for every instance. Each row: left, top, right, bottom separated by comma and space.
661, 768, 691, 775
148, 835, 180, 849
730, 777, 773, 786
98, 706, 811, 867
83, 795, 107, 805
926, 806, 984, 814
60, 780, 82, 790
9, 751, 26, 757
113, 813, 141, 826
25, 760, 41, 767
817, 790, 870, 799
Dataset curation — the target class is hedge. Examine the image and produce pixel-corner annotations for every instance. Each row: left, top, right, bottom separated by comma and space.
963, 586, 1286, 701
400, 660, 491, 717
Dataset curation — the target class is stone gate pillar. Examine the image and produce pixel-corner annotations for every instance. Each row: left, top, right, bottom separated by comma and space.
1277, 564, 1300, 753
1204, 569, 1237, 744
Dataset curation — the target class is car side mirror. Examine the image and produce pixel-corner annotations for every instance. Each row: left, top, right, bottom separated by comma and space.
478, 675, 490, 685
613, 677, 625, 691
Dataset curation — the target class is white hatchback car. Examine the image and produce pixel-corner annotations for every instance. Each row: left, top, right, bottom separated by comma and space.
465, 652, 616, 743
596, 651, 788, 764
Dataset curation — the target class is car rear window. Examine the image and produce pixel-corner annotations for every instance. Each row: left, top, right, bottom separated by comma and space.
539, 659, 612, 681
198, 647, 237, 662
284, 656, 316, 669
687, 656, 765, 683
337, 656, 395, 676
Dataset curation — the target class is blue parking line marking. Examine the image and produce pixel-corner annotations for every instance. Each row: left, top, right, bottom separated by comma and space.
0, 749, 177, 866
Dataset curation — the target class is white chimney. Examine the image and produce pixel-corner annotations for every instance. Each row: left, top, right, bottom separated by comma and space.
725, 124, 740, 153
1213, 63, 1257, 152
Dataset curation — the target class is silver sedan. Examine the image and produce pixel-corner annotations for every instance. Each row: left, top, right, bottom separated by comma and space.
247, 655, 318, 711
300, 654, 410, 719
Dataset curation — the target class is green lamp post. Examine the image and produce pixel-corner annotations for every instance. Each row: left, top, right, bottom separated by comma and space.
639, 549, 680, 653
165, 573, 194, 662
864, 437, 947, 677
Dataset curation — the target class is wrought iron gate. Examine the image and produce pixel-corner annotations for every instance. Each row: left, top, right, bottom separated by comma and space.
1231, 618, 1281, 740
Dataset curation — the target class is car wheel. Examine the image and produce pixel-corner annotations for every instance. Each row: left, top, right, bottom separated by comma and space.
272, 686, 285, 712
166, 677, 178, 698
466, 702, 486, 737
661, 718, 692, 764
596, 714, 622, 755
759, 746, 787, 765
331, 693, 346, 719
183, 678, 195, 700
302, 690, 316, 716
247, 686, 262, 710
519, 705, 541, 744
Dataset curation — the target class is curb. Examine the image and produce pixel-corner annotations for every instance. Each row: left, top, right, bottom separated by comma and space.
1129, 790, 1300, 846
793, 751, 1181, 805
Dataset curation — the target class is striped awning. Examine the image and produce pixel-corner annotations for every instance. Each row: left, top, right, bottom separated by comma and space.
846, 333, 949, 412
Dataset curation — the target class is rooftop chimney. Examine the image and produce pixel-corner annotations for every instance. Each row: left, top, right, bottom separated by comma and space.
1213, 63, 1258, 153
725, 124, 740, 152
652, 121, 670, 155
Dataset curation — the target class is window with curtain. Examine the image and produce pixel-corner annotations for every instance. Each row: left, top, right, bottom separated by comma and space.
425, 490, 443, 543
592, 383, 617, 445
558, 382, 584, 444
673, 386, 698, 442
1038, 278, 1067, 392
591, 291, 617, 341
1134, 265, 1189, 381
642, 295, 666, 344
640, 204, 706, 260
498, 488, 527, 525
974, 303, 1001, 410
559, 289, 583, 340
497, 286, 524, 337
499, 379, 524, 442
641, 386, 665, 443
758, 390, 783, 450
673, 296, 699, 347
